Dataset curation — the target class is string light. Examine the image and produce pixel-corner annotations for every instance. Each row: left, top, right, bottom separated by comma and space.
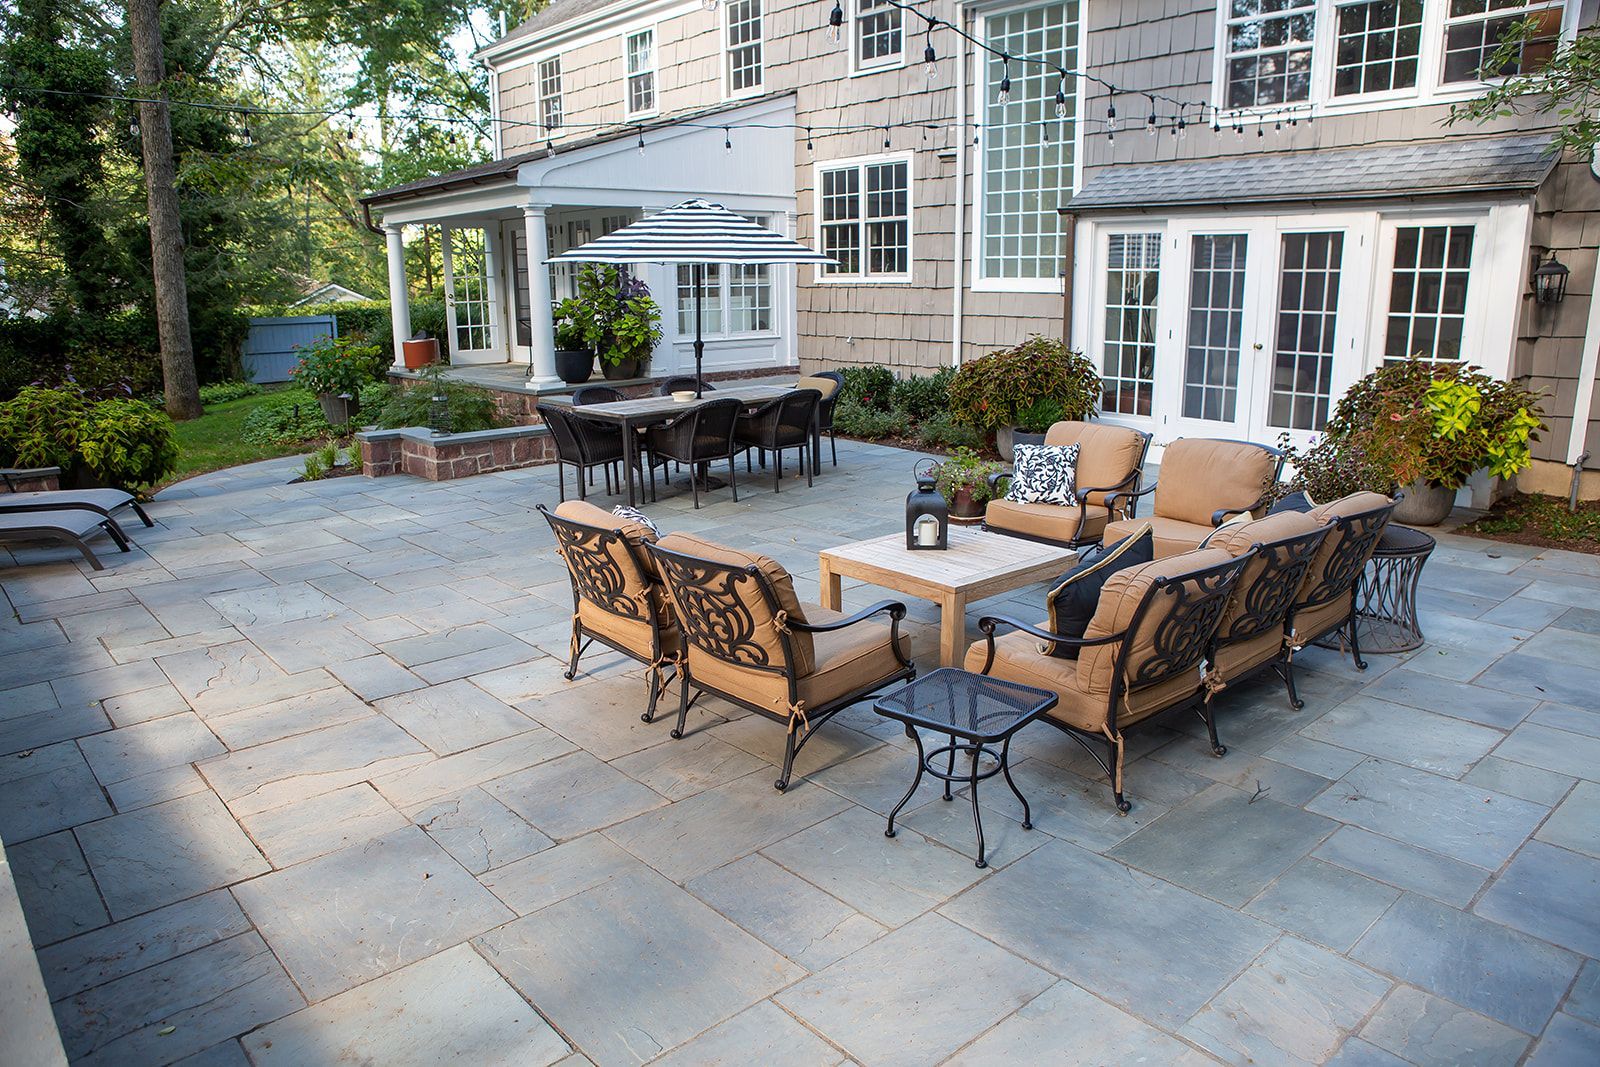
1146, 96, 1157, 136
129, 118, 139, 138
1105, 96, 1116, 134
1175, 114, 1186, 140
702, 0, 718, 11
545, 138, 555, 158
924, 33, 938, 81
882, 124, 891, 150
805, 127, 814, 152
997, 56, 1011, 105
636, 126, 645, 155
241, 124, 253, 148
1054, 75, 1068, 120
723, 127, 732, 154
827, 2, 844, 43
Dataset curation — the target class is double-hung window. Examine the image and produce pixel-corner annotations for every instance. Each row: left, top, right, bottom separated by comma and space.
626, 30, 656, 115
1224, 0, 1318, 108
1441, 0, 1564, 83
817, 157, 911, 281
855, 0, 903, 69
1333, 0, 1425, 96
726, 0, 764, 94
676, 265, 775, 334
980, 2, 1078, 283
538, 57, 563, 131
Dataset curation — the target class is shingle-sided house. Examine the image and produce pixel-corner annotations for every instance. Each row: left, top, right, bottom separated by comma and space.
361, 0, 1600, 496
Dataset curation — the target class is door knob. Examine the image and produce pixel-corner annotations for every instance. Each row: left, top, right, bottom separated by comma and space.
1252, 342, 1264, 350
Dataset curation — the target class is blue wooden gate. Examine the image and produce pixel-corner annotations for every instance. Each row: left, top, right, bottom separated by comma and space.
242, 315, 337, 383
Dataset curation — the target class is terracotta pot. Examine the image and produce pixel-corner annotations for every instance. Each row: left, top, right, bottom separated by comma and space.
602, 356, 642, 381
1392, 479, 1455, 526
555, 349, 594, 384
401, 338, 439, 369
950, 486, 985, 519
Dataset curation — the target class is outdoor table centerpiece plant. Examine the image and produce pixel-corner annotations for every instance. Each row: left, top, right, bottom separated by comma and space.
931, 446, 1006, 520
557, 265, 664, 381
946, 335, 1101, 460
291, 334, 385, 427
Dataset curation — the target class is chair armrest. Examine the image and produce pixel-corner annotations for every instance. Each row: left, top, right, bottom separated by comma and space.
791, 599, 907, 633
986, 470, 1011, 496
1211, 487, 1276, 527
1075, 468, 1140, 501
1105, 481, 1157, 515
971, 613, 1125, 677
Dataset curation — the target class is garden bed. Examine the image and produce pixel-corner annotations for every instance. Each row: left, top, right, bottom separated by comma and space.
1457, 493, 1600, 554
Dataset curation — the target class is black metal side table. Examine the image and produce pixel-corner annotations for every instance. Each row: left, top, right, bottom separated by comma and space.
1316, 523, 1437, 655
873, 668, 1057, 869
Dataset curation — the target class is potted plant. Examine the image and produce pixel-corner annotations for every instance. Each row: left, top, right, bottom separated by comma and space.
566, 266, 664, 381
1010, 397, 1068, 454
551, 305, 594, 384
1275, 431, 1397, 507
946, 335, 1101, 460
1321, 357, 1545, 526
932, 446, 1006, 520
291, 335, 385, 427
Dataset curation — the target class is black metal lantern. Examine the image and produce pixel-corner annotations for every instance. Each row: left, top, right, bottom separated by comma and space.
1533, 251, 1569, 306
428, 391, 451, 435
906, 460, 948, 550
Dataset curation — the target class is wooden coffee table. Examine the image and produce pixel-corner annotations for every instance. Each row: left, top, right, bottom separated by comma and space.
818, 527, 1078, 667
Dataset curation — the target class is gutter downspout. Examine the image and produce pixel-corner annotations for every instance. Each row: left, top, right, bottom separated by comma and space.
951, 2, 967, 368
1060, 211, 1076, 344
1568, 244, 1600, 503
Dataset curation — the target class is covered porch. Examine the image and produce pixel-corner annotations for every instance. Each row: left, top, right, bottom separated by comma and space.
361, 94, 802, 389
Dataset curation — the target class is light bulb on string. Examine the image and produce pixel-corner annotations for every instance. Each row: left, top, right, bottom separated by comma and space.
129, 118, 140, 139
724, 127, 732, 154
1175, 115, 1186, 140
882, 125, 891, 150
1146, 97, 1157, 136
545, 138, 556, 158
924, 38, 938, 81
806, 127, 815, 152
241, 125, 253, 148
998, 56, 1012, 105
827, 2, 843, 43
703, 0, 718, 12
1105, 97, 1117, 133
1054, 74, 1068, 119
1211, 108, 1221, 134
636, 127, 645, 155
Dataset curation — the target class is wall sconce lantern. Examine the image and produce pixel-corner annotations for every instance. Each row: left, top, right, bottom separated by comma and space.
906, 460, 948, 550
1532, 250, 1569, 306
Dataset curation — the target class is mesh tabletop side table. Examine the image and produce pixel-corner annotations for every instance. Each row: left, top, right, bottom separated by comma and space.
873, 668, 1057, 869
1316, 523, 1437, 655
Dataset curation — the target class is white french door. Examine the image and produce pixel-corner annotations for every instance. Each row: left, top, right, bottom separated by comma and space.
501, 221, 532, 366
442, 225, 503, 365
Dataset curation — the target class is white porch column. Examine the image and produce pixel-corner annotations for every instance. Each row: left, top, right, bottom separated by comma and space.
384, 224, 411, 369
524, 204, 560, 387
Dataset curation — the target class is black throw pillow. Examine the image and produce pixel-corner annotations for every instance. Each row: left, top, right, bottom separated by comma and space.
1041, 523, 1155, 658
1269, 491, 1314, 515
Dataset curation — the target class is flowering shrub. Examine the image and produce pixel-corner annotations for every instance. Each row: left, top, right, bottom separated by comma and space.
559, 266, 663, 367
1276, 432, 1396, 503
947, 336, 1100, 433
291, 335, 386, 396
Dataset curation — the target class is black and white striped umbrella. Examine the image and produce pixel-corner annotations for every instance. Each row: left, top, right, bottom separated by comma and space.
554, 199, 833, 396
553, 198, 833, 266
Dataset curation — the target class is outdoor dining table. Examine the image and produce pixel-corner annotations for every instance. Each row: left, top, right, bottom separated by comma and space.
539, 383, 797, 507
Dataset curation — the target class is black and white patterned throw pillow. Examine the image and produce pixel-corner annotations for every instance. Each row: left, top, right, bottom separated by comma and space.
1006, 443, 1080, 507
612, 505, 661, 537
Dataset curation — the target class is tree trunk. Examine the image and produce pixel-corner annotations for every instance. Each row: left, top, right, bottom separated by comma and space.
128, 0, 202, 421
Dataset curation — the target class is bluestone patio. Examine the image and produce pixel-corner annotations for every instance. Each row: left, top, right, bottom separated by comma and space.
1, 441, 1597, 1066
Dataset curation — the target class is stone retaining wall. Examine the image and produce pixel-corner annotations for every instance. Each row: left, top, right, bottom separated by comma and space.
358, 425, 555, 481
1, 467, 63, 493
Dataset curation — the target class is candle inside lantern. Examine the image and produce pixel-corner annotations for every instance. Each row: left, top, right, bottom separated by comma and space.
914, 515, 940, 547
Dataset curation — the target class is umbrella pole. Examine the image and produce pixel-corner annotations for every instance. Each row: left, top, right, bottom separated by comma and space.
694, 263, 705, 398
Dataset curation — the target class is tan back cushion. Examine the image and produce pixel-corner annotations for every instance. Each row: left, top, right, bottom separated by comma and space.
552, 499, 662, 617
1301, 491, 1394, 605
1154, 439, 1280, 526
1044, 421, 1147, 506
796, 374, 839, 399
1204, 510, 1328, 637
654, 532, 815, 675
1074, 548, 1235, 699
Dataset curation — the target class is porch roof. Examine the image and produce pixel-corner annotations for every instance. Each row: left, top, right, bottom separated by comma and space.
1061, 132, 1560, 214
360, 92, 795, 208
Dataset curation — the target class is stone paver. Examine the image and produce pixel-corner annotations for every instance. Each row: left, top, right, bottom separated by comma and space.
1, 444, 1595, 1065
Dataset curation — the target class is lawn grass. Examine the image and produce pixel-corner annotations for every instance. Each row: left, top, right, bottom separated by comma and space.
1459, 492, 1600, 554
165, 390, 310, 485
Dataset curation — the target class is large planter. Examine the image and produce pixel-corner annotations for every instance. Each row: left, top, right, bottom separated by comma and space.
1393, 479, 1455, 526
401, 338, 439, 369
601, 356, 643, 381
995, 426, 1046, 462
554, 348, 594, 384
949, 487, 986, 521
318, 392, 356, 428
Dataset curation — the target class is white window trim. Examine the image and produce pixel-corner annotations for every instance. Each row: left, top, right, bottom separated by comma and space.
849, 0, 907, 77
1210, 0, 1581, 123
623, 25, 659, 119
810, 151, 916, 285
536, 54, 565, 133
971, 2, 1087, 294
722, 0, 766, 101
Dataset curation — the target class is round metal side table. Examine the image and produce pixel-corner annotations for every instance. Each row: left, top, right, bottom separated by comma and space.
1316, 524, 1436, 655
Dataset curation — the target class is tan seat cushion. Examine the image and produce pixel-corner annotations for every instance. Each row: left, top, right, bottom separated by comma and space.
1044, 421, 1147, 507
577, 598, 681, 662
1299, 491, 1394, 615
1212, 628, 1282, 681
1290, 596, 1352, 646
796, 374, 840, 399
552, 499, 670, 620
1153, 439, 1280, 527
964, 630, 1198, 733
1076, 548, 1236, 699
689, 603, 909, 717
984, 499, 1108, 544
653, 531, 814, 676
1103, 514, 1213, 558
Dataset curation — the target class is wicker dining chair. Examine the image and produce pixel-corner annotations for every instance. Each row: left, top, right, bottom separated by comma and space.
798, 371, 844, 467
642, 397, 742, 508
658, 376, 715, 397
542, 405, 625, 502
735, 389, 821, 492
573, 385, 626, 406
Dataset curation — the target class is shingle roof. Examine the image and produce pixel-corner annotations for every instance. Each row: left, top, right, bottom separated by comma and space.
1062, 133, 1560, 213
483, 0, 618, 55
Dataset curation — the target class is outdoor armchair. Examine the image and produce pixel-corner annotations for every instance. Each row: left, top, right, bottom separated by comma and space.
647, 532, 915, 792
1102, 438, 1284, 557
984, 421, 1152, 548
539, 501, 680, 724
642, 397, 743, 508
541, 405, 626, 502
966, 548, 1252, 813
735, 388, 821, 492
1277, 492, 1397, 707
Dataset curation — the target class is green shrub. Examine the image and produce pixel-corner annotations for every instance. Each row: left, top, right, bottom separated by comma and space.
299, 438, 341, 482
369, 378, 503, 434
916, 411, 983, 451
840, 365, 896, 412
947, 336, 1101, 433
77, 399, 178, 488
199, 381, 262, 405
0, 386, 91, 468
358, 381, 394, 412
240, 390, 335, 446
832, 397, 906, 439
250, 298, 449, 356
291, 334, 387, 395
891, 367, 956, 422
